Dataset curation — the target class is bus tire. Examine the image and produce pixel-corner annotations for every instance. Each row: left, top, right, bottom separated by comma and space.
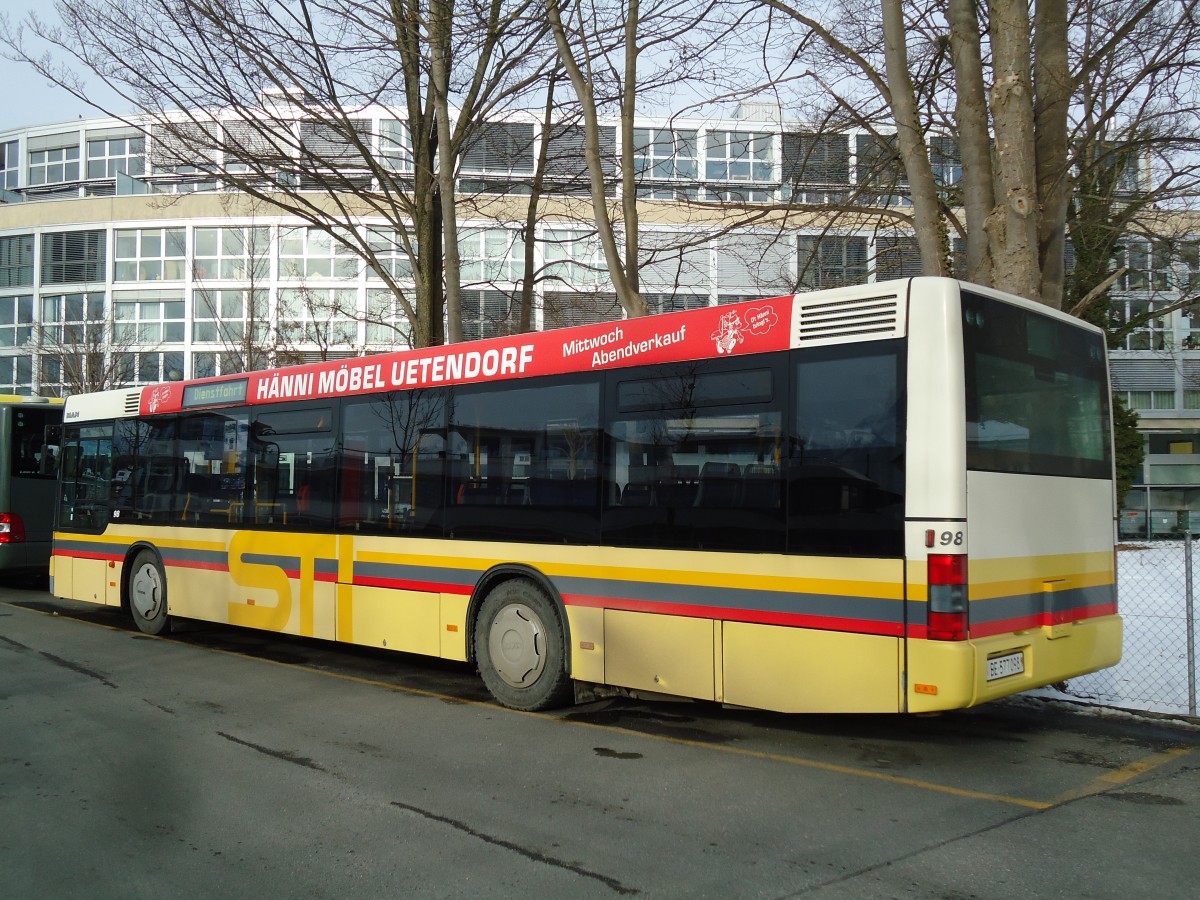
128, 549, 170, 635
474, 579, 573, 711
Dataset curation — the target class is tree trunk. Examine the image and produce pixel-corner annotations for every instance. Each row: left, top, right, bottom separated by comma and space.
621, 0, 641, 294
948, 0, 994, 285
430, 0, 462, 341
1033, 0, 1071, 309
547, 0, 647, 318
881, 0, 948, 277
986, 0, 1042, 302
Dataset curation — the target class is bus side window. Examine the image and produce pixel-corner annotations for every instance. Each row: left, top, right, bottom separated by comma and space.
342, 392, 447, 536
790, 342, 904, 557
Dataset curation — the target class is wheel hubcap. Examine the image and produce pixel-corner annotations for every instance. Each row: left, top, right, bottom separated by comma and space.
488, 603, 546, 688
130, 564, 163, 619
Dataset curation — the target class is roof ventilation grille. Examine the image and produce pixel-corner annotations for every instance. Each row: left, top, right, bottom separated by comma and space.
796, 293, 902, 342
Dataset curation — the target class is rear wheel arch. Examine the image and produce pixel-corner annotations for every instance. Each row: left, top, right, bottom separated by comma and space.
470, 567, 575, 711
467, 564, 572, 670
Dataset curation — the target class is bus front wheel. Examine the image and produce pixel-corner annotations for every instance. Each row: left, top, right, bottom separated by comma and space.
128, 549, 170, 635
474, 579, 572, 711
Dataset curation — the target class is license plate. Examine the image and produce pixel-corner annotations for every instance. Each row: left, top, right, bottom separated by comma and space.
986, 652, 1025, 681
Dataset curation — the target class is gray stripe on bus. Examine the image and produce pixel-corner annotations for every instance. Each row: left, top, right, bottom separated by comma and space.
902, 584, 1115, 627
549, 574, 906, 623
970, 584, 1116, 624
349, 558, 902, 623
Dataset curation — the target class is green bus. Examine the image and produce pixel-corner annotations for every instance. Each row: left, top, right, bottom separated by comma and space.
0, 396, 63, 576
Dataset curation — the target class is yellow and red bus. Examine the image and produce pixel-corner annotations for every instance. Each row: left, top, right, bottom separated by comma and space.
51, 277, 1121, 713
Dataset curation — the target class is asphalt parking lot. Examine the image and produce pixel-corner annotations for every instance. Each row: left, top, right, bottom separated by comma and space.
2, 583, 1197, 899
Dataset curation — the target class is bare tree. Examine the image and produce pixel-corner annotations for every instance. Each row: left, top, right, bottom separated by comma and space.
545, 0, 750, 318
754, 0, 1200, 309
36, 293, 144, 394
191, 222, 283, 373
3, 0, 555, 346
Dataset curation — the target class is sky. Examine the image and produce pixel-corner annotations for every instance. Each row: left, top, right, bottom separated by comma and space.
0, 2, 131, 131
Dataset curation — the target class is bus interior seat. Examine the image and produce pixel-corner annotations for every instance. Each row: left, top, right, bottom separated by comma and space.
694, 461, 741, 507
741, 463, 783, 509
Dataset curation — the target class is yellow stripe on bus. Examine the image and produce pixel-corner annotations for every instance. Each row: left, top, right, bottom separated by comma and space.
355, 545, 906, 600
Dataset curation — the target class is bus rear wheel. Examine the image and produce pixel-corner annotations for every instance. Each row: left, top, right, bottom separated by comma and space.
474, 579, 573, 711
128, 549, 170, 635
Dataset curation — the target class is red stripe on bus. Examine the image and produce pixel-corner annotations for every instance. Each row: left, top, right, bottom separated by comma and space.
173, 560, 230, 573
53, 549, 123, 563
353, 575, 472, 595
562, 593, 905, 637
905, 602, 1118, 640
968, 603, 1118, 638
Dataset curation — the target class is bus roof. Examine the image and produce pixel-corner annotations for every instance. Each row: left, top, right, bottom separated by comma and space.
0, 395, 64, 406
60, 278, 1102, 422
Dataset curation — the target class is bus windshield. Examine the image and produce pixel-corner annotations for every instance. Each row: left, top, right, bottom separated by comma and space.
962, 290, 1112, 479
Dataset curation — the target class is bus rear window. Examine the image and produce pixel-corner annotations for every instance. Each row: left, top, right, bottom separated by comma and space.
962, 291, 1111, 479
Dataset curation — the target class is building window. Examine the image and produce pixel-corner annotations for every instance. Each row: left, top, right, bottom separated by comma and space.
86, 135, 146, 179
0, 295, 34, 348
855, 134, 909, 205
645, 293, 708, 315
928, 136, 962, 187
365, 228, 415, 282
706, 131, 773, 182
365, 289, 411, 346
633, 128, 698, 199
704, 131, 774, 201
192, 351, 249, 380
0, 234, 35, 287
542, 229, 608, 289
461, 290, 518, 341
41, 292, 107, 346
874, 235, 922, 279
116, 351, 185, 385
459, 228, 525, 284
114, 295, 186, 344
114, 228, 186, 281
193, 226, 270, 281
1183, 390, 1200, 410
279, 227, 359, 279
543, 123, 615, 193
543, 291, 622, 330
41, 230, 105, 284
1123, 390, 1176, 411
1115, 241, 1171, 292
715, 233, 795, 299
28, 140, 81, 186
1, 140, 19, 189
299, 120, 370, 168
278, 288, 358, 347
798, 235, 869, 289
782, 133, 851, 203
1175, 241, 1200, 294
1110, 296, 1173, 350
0, 354, 33, 394
193, 288, 268, 345
379, 120, 412, 173
460, 123, 535, 176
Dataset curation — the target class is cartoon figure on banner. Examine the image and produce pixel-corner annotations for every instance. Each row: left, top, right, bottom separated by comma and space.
711, 311, 745, 354
148, 384, 172, 414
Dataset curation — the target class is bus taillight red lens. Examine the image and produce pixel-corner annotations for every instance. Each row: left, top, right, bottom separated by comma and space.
927, 553, 967, 641
0, 512, 25, 543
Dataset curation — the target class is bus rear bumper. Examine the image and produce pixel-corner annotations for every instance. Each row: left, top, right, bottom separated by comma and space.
906, 614, 1123, 712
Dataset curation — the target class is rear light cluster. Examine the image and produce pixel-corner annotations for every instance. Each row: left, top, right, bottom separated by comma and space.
0, 512, 26, 544
927, 553, 968, 640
